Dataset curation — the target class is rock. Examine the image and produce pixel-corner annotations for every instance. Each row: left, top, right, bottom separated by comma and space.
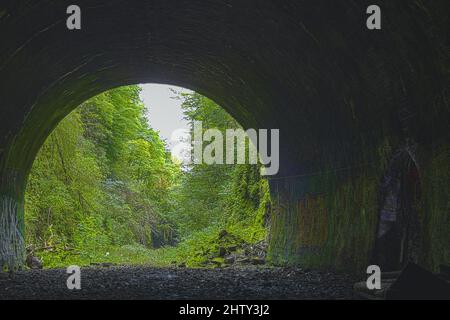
386, 263, 450, 300
26, 255, 43, 270
90, 262, 116, 268
353, 280, 390, 300
101, 263, 115, 268
251, 258, 265, 265
237, 258, 251, 264
218, 230, 229, 239
224, 256, 236, 264
218, 246, 226, 257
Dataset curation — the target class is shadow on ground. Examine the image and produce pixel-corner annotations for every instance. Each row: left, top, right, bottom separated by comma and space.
0, 266, 357, 300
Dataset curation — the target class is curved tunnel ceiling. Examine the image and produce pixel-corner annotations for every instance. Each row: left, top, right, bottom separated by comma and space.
0, 0, 449, 184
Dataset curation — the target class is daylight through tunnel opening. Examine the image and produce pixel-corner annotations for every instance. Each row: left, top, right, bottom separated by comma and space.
23, 84, 271, 269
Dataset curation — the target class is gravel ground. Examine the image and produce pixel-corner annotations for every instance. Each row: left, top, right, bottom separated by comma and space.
0, 266, 357, 300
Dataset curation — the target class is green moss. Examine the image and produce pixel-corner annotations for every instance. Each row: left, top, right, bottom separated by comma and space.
267, 170, 379, 273
268, 141, 450, 274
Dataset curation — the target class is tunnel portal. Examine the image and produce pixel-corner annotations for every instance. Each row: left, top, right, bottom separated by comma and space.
0, 0, 449, 272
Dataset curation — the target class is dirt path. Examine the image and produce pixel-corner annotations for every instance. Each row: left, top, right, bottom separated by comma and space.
0, 266, 357, 300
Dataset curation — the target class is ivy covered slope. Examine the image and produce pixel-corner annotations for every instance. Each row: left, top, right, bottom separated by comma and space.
169, 93, 270, 267
24, 86, 270, 268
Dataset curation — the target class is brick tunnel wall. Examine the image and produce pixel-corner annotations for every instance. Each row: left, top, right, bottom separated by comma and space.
0, 0, 449, 271
268, 141, 450, 274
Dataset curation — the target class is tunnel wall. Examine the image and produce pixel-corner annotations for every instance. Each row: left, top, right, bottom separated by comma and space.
268, 168, 379, 273
421, 145, 450, 271
1, 0, 449, 271
0, 169, 26, 270
268, 140, 450, 273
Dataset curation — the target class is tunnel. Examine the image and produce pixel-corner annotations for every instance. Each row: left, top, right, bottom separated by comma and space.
0, 0, 449, 273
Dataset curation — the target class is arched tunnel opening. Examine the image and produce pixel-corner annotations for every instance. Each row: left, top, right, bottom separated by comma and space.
23, 83, 272, 270
0, 0, 449, 300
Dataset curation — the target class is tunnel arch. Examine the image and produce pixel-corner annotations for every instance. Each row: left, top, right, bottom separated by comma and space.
22, 82, 267, 266
1, 0, 449, 270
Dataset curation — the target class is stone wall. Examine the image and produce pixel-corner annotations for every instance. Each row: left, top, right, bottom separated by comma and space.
268, 142, 450, 274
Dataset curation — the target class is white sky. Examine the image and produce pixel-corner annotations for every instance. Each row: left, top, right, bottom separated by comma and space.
139, 83, 192, 161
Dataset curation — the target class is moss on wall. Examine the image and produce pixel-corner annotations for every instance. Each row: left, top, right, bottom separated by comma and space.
267, 168, 379, 274
268, 142, 450, 274
0, 195, 25, 271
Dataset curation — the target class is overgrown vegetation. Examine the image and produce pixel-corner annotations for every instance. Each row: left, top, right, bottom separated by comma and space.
24, 86, 269, 268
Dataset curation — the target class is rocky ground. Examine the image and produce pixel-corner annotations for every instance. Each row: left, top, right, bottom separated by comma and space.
0, 266, 358, 300
189, 231, 269, 268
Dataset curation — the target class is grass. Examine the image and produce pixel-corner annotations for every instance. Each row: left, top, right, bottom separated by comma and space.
35, 221, 267, 269
36, 244, 179, 269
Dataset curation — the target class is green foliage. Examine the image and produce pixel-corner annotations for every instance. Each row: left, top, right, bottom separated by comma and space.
25, 86, 180, 267
166, 92, 270, 265
25, 87, 270, 269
